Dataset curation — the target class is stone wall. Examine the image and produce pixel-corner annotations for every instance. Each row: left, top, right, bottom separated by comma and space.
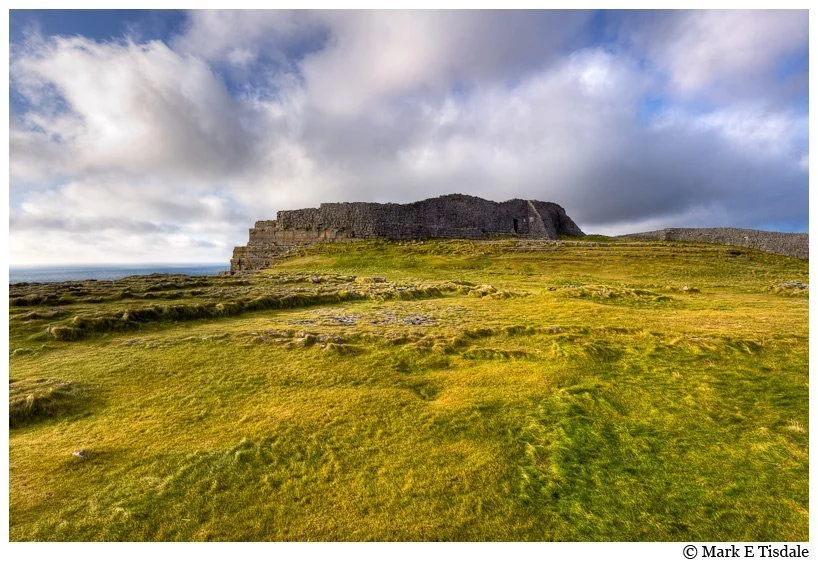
230, 194, 584, 272
620, 228, 808, 259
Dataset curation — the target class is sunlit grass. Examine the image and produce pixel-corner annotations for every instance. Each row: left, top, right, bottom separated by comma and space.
9, 238, 808, 540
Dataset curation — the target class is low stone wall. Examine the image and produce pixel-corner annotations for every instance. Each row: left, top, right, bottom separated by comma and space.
620, 228, 808, 259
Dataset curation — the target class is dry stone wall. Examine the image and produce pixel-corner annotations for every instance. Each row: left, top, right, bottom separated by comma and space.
621, 228, 808, 259
231, 194, 584, 272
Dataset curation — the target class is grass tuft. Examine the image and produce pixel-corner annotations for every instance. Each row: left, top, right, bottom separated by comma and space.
10, 378, 82, 427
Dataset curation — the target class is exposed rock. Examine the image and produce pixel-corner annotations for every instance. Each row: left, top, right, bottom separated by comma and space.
230, 194, 584, 272
776, 281, 808, 289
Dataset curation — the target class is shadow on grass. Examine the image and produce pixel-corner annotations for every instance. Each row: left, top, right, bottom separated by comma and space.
9, 378, 99, 428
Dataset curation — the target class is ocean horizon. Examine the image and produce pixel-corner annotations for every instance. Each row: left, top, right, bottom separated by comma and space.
9, 263, 228, 284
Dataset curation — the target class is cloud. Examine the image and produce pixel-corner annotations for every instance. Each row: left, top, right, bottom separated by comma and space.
172, 10, 326, 68
8, 10, 809, 265
376, 48, 806, 232
9, 229, 230, 266
299, 10, 593, 116
14, 175, 247, 225
11, 34, 265, 182
8, 173, 252, 264
174, 10, 594, 116
652, 105, 808, 161
10, 214, 175, 234
623, 10, 807, 105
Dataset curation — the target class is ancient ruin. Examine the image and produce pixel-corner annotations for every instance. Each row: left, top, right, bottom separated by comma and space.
621, 228, 808, 260
230, 194, 584, 272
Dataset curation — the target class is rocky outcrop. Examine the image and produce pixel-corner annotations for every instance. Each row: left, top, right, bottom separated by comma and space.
620, 228, 808, 260
231, 194, 584, 272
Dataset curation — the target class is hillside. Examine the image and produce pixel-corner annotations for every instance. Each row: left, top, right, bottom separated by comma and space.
8, 238, 809, 541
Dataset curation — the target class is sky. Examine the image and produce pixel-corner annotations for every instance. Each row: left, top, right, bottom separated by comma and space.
7, 8, 810, 265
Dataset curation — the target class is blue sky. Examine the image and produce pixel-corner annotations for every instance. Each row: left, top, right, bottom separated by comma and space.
10, 10, 187, 44
8, 9, 809, 264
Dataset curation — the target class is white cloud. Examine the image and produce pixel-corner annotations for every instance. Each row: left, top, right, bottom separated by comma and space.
172, 10, 323, 68
629, 10, 807, 103
8, 10, 809, 264
174, 10, 592, 117
9, 173, 251, 264
12, 35, 264, 181
652, 105, 807, 160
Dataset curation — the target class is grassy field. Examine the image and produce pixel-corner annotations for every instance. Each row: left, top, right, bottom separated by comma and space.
8, 238, 809, 541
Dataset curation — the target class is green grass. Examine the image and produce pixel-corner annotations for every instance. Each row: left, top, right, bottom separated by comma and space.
9, 238, 808, 540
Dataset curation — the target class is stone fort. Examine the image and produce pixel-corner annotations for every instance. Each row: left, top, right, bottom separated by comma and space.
230, 194, 584, 272
621, 227, 808, 260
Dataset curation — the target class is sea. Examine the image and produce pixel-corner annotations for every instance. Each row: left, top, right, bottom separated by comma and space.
9, 263, 228, 284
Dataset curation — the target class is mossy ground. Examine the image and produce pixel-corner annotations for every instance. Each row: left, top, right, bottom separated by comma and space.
8, 238, 808, 541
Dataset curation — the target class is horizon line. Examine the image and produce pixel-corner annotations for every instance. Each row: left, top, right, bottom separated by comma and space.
9, 262, 229, 268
